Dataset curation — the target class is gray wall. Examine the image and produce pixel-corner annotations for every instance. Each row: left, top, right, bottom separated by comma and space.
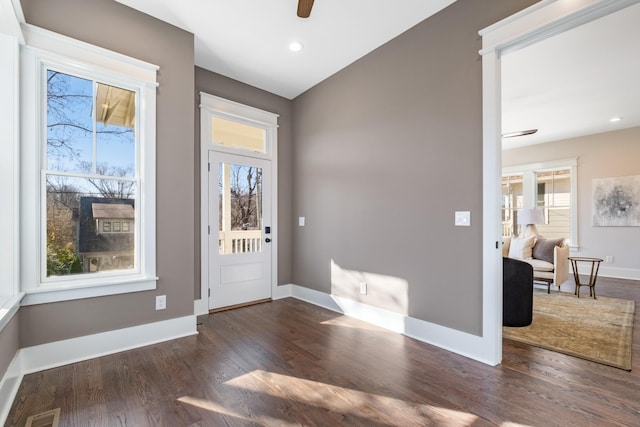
10, 0, 539, 346
503, 127, 640, 276
291, 0, 538, 335
194, 67, 294, 297
19, 0, 195, 347
0, 316, 19, 380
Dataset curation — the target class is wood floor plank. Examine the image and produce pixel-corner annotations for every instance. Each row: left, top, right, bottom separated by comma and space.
5, 276, 640, 426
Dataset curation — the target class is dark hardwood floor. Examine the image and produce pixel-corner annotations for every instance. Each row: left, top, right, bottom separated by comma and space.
5, 277, 640, 426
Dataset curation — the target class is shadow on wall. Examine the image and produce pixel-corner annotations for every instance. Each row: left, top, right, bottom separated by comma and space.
330, 259, 409, 316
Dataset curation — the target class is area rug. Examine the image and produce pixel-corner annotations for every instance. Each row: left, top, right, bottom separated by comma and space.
503, 291, 635, 370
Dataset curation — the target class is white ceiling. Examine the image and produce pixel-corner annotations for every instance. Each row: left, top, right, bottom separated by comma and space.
501, 2, 640, 149
115, 0, 639, 148
115, 0, 456, 99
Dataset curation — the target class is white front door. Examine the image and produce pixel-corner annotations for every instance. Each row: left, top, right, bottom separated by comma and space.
208, 151, 272, 309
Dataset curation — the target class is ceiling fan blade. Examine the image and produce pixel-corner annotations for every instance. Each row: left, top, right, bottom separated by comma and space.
297, 0, 314, 18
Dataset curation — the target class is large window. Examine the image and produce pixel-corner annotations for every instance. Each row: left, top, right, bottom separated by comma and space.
21, 25, 158, 304
502, 159, 577, 247
45, 71, 137, 278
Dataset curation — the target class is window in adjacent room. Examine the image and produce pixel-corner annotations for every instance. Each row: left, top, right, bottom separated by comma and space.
502, 159, 577, 247
501, 174, 523, 237
536, 169, 572, 242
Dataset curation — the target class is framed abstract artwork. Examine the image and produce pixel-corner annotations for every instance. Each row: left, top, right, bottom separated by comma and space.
592, 175, 640, 226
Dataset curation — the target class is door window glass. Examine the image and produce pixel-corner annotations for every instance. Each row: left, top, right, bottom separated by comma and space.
218, 163, 263, 254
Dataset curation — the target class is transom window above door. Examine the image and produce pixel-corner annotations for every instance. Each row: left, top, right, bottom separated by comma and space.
211, 117, 266, 153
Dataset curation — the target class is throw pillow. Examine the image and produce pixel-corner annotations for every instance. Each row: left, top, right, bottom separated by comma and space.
502, 237, 511, 257
532, 237, 565, 264
507, 236, 536, 260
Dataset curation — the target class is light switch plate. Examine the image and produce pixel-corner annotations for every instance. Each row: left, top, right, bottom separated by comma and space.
298, 216, 305, 227
455, 211, 471, 226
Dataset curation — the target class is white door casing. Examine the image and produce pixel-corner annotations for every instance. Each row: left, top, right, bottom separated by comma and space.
480, 0, 640, 365
197, 93, 279, 314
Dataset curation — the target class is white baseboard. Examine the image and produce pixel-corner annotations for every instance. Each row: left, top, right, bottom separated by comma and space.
287, 285, 497, 366
194, 298, 208, 316
19, 315, 197, 374
598, 265, 640, 281
0, 314, 197, 425
272, 284, 293, 300
0, 352, 22, 426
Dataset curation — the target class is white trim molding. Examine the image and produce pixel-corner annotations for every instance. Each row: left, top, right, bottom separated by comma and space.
0, 293, 22, 333
20, 24, 159, 303
590, 266, 640, 281
272, 284, 293, 300
197, 93, 279, 315
22, 24, 158, 82
480, 0, 640, 366
0, 352, 22, 427
0, 314, 196, 425
0, 0, 21, 330
21, 277, 158, 306
286, 285, 501, 365
18, 315, 197, 374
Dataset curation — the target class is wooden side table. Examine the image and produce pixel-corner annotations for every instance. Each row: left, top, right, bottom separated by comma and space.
568, 257, 603, 299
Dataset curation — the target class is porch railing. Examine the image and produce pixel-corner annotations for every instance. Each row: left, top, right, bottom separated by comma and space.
219, 230, 262, 254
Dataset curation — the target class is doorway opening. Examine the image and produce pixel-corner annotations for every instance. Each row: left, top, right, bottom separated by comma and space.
199, 94, 279, 313
480, 0, 638, 365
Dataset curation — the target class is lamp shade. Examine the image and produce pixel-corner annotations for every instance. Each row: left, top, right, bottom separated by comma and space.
518, 208, 545, 225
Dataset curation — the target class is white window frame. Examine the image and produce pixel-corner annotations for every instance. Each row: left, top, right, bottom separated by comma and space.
502, 158, 578, 248
20, 24, 159, 305
0, 0, 23, 330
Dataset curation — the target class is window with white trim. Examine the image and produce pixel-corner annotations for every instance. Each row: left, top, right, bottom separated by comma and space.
21, 25, 158, 304
0, 30, 19, 313
535, 169, 572, 241
502, 159, 578, 247
45, 70, 138, 277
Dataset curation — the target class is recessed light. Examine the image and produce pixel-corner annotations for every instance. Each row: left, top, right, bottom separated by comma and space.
289, 41, 303, 52
609, 117, 622, 123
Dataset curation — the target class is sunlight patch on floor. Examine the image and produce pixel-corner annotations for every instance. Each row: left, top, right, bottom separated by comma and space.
319, 317, 384, 331
225, 369, 479, 426
176, 396, 282, 425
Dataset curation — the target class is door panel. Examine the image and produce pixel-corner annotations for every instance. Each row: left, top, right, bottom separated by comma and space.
209, 151, 271, 309
220, 262, 263, 284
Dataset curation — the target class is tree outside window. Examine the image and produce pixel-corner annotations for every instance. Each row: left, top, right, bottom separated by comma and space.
45, 70, 138, 277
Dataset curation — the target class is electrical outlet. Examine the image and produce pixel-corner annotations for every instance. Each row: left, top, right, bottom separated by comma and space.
155, 295, 166, 310
359, 282, 367, 295
605, 256, 614, 263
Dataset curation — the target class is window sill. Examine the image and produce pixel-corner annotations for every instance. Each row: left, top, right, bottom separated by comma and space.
0, 293, 24, 333
21, 277, 158, 306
